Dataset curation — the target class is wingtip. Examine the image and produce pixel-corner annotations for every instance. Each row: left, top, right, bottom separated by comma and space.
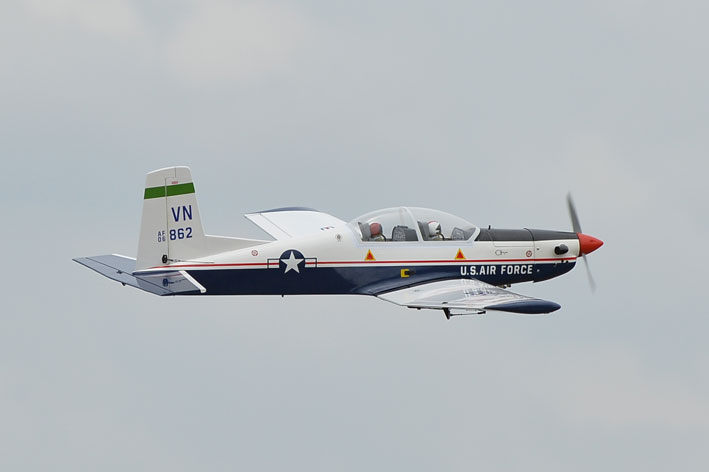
486, 300, 561, 314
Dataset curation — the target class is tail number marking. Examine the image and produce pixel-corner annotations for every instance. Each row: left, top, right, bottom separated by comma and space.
169, 228, 192, 240
167, 205, 194, 240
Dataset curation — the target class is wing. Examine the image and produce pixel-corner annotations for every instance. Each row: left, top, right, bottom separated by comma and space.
244, 207, 346, 240
73, 254, 206, 296
377, 279, 560, 317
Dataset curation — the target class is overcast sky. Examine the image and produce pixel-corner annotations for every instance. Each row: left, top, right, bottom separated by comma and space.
2, 1, 708, 470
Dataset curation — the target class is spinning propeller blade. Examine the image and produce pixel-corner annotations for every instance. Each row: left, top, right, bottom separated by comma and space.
567, 193, 583, 234
567, 193, 601, 292
582, 254, 596, 292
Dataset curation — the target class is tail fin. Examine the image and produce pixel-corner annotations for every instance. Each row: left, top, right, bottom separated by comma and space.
136, 166, 208, 270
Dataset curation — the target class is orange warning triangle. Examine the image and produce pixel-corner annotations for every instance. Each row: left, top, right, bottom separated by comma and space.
455, 249, 466, 260
365, 249, 376, 261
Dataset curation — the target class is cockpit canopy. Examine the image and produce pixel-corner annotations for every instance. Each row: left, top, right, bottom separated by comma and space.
349, 207, 478, 242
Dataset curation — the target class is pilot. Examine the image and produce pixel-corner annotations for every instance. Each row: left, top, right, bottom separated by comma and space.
369, 222, 386, 241
428, 221, 444, 240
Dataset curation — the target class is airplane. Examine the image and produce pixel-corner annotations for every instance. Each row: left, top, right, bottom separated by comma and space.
74, 166, 603, 319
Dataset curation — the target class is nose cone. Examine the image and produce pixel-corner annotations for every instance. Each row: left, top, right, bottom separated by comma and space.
577, 233, 604, 255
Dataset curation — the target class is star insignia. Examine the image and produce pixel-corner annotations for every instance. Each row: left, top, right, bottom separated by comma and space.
281, 250, 304, 274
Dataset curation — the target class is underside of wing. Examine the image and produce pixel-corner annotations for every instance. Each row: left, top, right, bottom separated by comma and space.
244, 207, 346, 240
377, 279, 561, 317
73, 254, 205, 296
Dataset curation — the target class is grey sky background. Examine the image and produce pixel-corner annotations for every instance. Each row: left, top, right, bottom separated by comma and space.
2, 0, 708, 470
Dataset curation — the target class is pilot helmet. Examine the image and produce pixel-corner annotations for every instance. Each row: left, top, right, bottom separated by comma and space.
427, 221, 441, 236
370, 222, 383, 236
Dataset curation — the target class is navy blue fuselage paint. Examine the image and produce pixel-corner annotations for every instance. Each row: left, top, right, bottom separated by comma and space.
533, 260, 575, 282
182, 261, 576, 296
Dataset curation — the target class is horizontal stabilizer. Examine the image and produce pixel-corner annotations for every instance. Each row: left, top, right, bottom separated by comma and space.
73, 254, 204, 296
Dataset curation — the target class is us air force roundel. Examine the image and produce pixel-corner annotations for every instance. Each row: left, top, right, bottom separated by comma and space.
266, 250, 317, 273
279, 250, 305, 274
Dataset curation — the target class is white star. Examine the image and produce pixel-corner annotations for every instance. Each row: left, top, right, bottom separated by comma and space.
282, 251, 304, 274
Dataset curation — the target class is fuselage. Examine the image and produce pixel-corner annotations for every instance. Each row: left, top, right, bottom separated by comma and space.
134, 225, 580, 296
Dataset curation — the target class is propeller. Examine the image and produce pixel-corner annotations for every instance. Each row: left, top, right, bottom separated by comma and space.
567, 193, 599, 292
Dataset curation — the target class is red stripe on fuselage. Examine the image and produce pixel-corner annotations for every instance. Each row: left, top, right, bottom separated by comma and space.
147, 257, 576, 270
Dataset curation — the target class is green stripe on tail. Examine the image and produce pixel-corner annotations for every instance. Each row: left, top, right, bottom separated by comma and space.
144, 182, 195, 199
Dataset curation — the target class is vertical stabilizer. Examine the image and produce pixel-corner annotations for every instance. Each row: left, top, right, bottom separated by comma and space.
136, 167, 207, 270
